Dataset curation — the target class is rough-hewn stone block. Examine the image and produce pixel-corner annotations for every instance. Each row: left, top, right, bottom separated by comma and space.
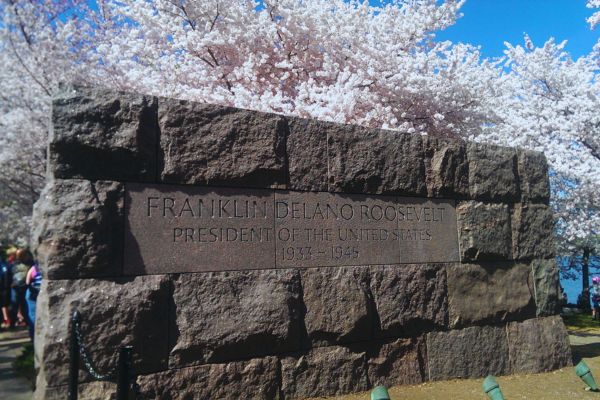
50, 85, 158, 181
281, 346, 369, 398
30, 179, 124, 279
137, 357, 279, 400
34, 276, 170, 390
367, 337, 426, 387
301, 267, 372, 346
422, 136, 469, 198
467, 143, 519, 202
532, 259, 561, 317
169, 270, 303, 366
507, 316, 572, 373
446, 262, 535, 328
427, 325, 510, 380
34, 382, 117, 400
457, 201, 512, 261
512, 203, 555, 260
328, 128, 426, 195
286, 117, 330, 191
369, 265, 447, 338
517, 150, 550, 204
158, 98, 287, 188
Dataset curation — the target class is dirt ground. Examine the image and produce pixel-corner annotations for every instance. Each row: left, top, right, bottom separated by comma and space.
309, 328, 600, 400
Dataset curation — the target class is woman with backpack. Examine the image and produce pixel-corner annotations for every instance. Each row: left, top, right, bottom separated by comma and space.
11, 248, 31, 328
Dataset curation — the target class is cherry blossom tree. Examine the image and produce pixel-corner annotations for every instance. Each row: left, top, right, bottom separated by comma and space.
0, 0, 109, 244
478, 0, 599, 292
0, 0, 598, 259
474, 35, 600, 253
89, 0, 498, 137
0, 0, 495, 242
471, 1, 600, 287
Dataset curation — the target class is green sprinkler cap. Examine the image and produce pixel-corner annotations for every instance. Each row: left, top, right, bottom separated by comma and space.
482, 375, 505, 400
576, 360, 600, 391
371, 385, 391, 400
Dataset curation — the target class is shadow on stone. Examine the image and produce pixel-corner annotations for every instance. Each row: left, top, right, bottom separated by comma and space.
122, 184, 147, 276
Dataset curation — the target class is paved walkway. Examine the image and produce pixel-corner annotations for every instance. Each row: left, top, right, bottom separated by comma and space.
0, 328, 33, 400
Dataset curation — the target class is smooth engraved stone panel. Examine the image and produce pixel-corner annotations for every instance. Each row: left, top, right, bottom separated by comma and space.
397, 197, 459, 264
124, 183, 460, 274
124, 183, 275, 274
275, 191, 400, 268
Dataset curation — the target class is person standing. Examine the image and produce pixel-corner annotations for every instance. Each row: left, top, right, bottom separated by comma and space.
11, 249, 31, 328
591, 276, 600, 320
25, 261, 41, 340
0, 250, 12, 329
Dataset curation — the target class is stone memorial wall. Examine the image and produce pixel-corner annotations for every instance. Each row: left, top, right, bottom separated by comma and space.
31, 86, 572, 399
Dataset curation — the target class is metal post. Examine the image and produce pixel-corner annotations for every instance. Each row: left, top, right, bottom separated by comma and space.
68, 310, 81, 400
116, 346, 133, 400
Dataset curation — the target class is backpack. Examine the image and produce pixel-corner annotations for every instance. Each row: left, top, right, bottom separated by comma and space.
12, 263, 29, 288
592, 285, 600, 301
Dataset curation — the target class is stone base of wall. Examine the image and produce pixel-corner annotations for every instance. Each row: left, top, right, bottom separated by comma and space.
33, 267, 571, 399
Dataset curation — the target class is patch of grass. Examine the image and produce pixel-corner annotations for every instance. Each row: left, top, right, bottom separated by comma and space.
563, 313, 600, 332
13, 342, 35, 388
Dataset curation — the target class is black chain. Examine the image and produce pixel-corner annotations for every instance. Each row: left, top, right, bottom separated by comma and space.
74, 315, 144, 399
74, 318, 119, 381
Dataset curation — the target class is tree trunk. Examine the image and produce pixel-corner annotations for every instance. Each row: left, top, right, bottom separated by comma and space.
583, 247, 591, 310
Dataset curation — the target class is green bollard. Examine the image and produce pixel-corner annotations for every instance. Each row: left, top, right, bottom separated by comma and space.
576, 360, 600, 391
482, 375, 505, 400
371, 385, 391, 400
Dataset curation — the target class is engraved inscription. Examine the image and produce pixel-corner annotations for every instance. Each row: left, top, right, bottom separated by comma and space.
124, 183, 275, 275
397, 197, 459, 265
274, 192, 458, 268
274, 192, 399, 267
123, 183, 459, 275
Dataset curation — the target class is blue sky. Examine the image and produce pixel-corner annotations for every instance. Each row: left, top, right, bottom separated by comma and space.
372, 0, 599, 59
83, 1, 598, 60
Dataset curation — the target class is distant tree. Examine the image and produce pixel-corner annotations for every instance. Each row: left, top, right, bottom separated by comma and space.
561, 235, 600, 309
